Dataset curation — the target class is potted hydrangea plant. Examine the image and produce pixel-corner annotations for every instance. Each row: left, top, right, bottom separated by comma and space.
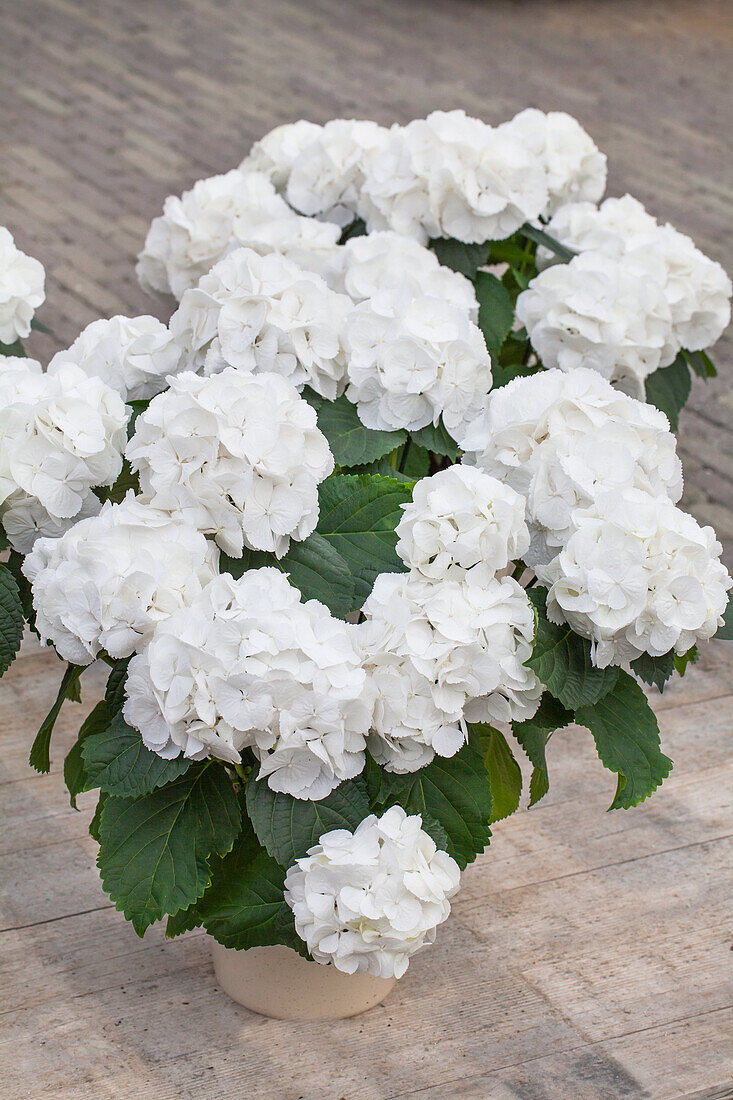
1, 109, 731, 1020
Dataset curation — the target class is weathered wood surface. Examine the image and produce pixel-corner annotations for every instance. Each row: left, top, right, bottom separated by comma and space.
2, 641, 733, 1100
1, 0, 732, 1097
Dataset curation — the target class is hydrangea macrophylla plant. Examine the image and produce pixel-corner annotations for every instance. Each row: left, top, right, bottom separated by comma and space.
2, 112, 731, 981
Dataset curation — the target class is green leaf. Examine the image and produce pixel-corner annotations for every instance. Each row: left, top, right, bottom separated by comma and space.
418, 812, 450, 852
519, 223, 576, 263
126, 399, 149, 439
199, 817, 302, 952
575, 670, 673, 810
684, 348, 717, 379
165, 902, 204, 938
631, 651, 676, 692
89, 791, 108, 843
674, 644, 699, 676
512, 693, 573, 805
98, 764, 241, 935
529, 766, 549, 807
29, 663, 84, 773
429, 239, 492, 278
645, 354, 692, 432
339, 217, 367, 244
63, 700, 109, 809
473, 724, 522, 823
316, 394, 406, 467
362, 751, 416, 809
392, 743, 493, 869
316, 474, 412, 605
102, 459, 140, 505
474, 271, 515, 362
716, 596, 733, 640
0, 337, 26, 357
0, 562, 25, 678
6, 550, 36, 632
104, 657, 131, 715
82, 710, 191, 797
221, 531, 356, 619
526, 588, 619, 709
409, 418, 460, 459
245, 774, 369, 868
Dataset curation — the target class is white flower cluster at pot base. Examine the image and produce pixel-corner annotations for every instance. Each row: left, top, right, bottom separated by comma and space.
516, 251, 677, 396
126, 368, 333, 558
49, 315, 180, 402
336, 230, 478, 321
528, 195, 731, 380
124, 569, 374, 798
498, 108, 607, 214
136, 169, 341, 300
395, 464, 529, 580
171, 247, 353, 399
23, 493, 218, 665
0, 357, 127, 548
0, 227, 45, 344
460, 368, 731, 666
361, 110, 549, 244
284, 806, 460, 978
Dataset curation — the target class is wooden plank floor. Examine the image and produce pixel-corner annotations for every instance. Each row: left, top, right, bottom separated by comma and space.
2, 642, 732, 1099
0, 1, 732, 1097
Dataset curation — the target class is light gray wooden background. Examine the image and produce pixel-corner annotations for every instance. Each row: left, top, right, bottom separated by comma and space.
0, 1, 731, 1097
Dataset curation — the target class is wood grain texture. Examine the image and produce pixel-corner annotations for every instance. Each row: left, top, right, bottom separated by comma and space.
2, 640, 732, 1100
0, 0, 732, 1096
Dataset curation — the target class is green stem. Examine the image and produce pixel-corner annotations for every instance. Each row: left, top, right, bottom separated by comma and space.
398, 438, 412, 474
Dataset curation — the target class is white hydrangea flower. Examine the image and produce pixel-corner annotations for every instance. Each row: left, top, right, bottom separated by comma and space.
136, 169, 340, 300
23, 493, 218, 665
516, 251, 677, 394
124, 569, 374, 798
0, 227, 45, 344
361, 571, 540, 772
286, 118, 390, 226
459, 368, 683, 568
239, 120, 323, 190
539, 490, 732, 667
171, 248, 352, 399
536, 194, 658, 269
284, 805, 461, 978
337, 230, 478, 321
2, 489, 101, 555
538, 196, 731, 352
126, 369, 333, 558
499, 108, 607, 214
48, 315, 180, 402
345, 294, 492, 436
361, 110, 548, 244
0, 356, 127, 523
395, 465, 529, 580
624, 224, 732, 353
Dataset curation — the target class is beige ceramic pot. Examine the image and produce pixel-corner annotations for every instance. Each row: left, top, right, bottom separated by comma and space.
211, 941, 396, 1020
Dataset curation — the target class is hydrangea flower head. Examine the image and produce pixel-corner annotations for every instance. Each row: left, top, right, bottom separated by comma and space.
124, 569, 374, 798
171, 247, 352, 399
48, 315, 180, 402
284, 805, 461, 977
23, 493, 218, 665
126, 368, 334, 557
0, 227, 45, 344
